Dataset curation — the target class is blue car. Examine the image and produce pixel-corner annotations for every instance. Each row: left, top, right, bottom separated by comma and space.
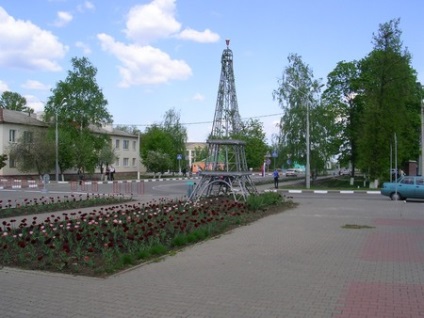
380, 176, 424, 200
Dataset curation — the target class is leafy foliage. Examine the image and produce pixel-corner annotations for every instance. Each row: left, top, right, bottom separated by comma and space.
140, 125, 174, 172
8, 129, 55, 175
0, 154, 8, 169
355, 19, 421, 179
232, 119, 268, 169
144, 150, 172, 174
0, 91, 33, 113
42, 57, 114, 174
272, 53, 327, 172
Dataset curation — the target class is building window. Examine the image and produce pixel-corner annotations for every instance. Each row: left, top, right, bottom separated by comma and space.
132, 158, 136, 167
23, 131, 33, 143
115, 139, 120, 149
9, 156, 16, 168
123, 140, 129, 150
115, 158, 120, 166
123, 158, 129, 166
9, 129, 16, 142
132, 140, 137, 151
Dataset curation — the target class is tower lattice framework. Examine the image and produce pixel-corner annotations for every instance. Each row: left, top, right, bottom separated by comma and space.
189, 40, 257, 202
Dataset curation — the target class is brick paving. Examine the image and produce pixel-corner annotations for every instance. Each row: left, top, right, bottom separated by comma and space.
1, 187, 424, 317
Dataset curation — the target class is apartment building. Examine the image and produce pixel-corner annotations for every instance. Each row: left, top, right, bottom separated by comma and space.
0, 108, 144, 178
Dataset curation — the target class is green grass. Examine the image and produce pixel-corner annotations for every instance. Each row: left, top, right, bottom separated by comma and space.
280, 176, 369, 190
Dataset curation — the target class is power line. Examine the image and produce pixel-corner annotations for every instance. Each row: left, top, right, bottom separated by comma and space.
114, 112, 283, 128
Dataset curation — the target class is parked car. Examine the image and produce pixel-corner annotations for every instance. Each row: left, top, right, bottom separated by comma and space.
339, 169, 351, 176
380, 176, 424, 200
285, 169, 303, 177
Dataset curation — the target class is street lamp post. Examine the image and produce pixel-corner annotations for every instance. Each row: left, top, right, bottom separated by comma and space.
421, 98, 424, 176
288, 84, 311, 189
55, 98, 66, 182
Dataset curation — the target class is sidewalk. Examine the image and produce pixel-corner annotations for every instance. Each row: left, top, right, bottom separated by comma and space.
1, 192, 424, 317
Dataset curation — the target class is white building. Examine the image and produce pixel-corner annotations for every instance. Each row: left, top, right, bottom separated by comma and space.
0, 108, 144, 178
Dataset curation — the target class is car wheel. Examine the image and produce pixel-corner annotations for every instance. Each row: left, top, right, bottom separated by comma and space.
390, 192, 402, 201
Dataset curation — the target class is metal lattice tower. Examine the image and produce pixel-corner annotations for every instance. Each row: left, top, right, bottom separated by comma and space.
189, 40, 257, 202
211, 39, 242, 137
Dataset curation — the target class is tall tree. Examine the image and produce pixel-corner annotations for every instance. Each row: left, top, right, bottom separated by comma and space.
140, 125, 174, 173
43, 56, 113, 173
272, 53, 327, 172
0, 91, 33, 113
162, 108, 187, 170
232, 119, 268, 169
356, 19, 421, 181
323, 61, 362, 175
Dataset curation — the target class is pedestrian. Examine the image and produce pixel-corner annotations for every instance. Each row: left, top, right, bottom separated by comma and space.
77, 167, 84, 186
273, 168, 279, 189
105, 166, 110, 181
109, 166, 115, 180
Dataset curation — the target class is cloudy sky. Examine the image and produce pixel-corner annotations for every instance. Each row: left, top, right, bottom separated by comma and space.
0, 0, 423, 142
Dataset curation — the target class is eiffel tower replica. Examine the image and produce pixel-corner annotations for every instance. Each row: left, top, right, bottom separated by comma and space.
189, 39, 257, 202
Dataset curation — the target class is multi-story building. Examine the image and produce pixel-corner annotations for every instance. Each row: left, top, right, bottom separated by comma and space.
0, 108, 144, 178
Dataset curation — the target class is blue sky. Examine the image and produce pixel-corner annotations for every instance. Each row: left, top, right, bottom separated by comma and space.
0, 0, 423, 142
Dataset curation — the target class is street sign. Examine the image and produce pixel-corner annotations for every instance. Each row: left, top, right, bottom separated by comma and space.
272, 151, 278, 158
177, 154, 182, 160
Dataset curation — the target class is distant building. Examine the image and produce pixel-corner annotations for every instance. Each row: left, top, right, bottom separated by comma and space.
0, 108, 144, 178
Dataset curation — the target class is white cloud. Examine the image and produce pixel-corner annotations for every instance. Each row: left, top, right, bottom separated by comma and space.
24, 95, 45, 113
192, 93, 205, 101
77, 1, 95, 12
97, 0, 219, 87
54, 11, 73, 27
125, 0, 181, 44
124, 0, 219, 44
98, 33, 192, 86
75, 41, 92, 54
0, 7, 67, 71
22, 80, 50, 90
0, 80, 9, 92
177, 28, 219, 43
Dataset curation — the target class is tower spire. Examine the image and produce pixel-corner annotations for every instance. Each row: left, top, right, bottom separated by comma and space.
210, 39, 242, 138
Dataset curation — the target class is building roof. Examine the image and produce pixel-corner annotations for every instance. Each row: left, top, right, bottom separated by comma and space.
0, 109, 137, 138
0, 108, 48, 127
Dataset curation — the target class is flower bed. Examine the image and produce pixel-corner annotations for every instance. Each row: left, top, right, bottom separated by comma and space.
0, 193, 131, 219
0, 193, 295, 276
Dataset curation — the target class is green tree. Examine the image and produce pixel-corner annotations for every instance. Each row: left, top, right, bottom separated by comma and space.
144, 150, 172, 174
43, 56, 113, 173
0, 154, 8, 169
0, 91, 33, 113
193, 145, 208, 162
115, 125, 141, 135
356, 19, 421, 181
323, 61, 362, 175
9, 129, 55, 175
162, 108, 187, 170
232, 119, 268, 169
273, 53, 327, 173
140, 125, 174, 172
98, 143, 118, 174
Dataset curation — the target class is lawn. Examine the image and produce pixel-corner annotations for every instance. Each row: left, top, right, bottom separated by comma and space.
280, 175, 370, 190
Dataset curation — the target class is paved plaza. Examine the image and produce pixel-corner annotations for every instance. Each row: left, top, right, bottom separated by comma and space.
1, 187, 424, 317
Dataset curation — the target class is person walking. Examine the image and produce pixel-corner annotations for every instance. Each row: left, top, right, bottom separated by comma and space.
273, 169, 279, 189
109, 166, 115, 180
77, 167, 84, 187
